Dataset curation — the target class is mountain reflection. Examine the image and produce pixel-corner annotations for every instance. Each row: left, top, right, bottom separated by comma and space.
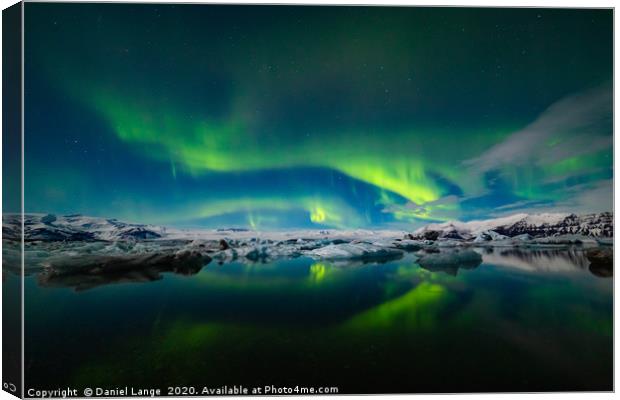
477, 247, 606, 275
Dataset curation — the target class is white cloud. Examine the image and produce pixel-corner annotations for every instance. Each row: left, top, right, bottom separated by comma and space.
465, 84, 612, 173
487, 179, 613, 217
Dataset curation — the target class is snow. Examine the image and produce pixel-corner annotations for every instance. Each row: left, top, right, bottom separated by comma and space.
308, 243, 403, 261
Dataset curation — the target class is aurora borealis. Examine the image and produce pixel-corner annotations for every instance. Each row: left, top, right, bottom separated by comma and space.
23, 4, 613, 229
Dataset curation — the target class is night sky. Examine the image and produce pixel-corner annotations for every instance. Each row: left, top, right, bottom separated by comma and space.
23, 4, 613, 229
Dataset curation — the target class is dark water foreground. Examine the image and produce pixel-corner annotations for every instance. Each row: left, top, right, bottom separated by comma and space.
22, 247, 612, 394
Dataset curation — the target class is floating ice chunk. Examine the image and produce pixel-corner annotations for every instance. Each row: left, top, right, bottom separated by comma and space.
392, 239, 424, 251
417, 249, 482, 275
586, 247, 613, 267
308, 243, 403, 261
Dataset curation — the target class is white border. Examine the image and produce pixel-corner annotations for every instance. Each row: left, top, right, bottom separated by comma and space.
0, 2, 617, 400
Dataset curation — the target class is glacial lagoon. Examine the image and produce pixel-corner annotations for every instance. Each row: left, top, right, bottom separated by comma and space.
21, 247, 612, 393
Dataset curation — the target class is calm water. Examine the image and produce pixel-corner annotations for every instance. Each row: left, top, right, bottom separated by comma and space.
23, 247, 612, 394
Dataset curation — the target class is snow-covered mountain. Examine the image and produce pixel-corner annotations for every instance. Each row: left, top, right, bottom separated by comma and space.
2, 212, 613, 244
414, 212, 613, 239
2, 213, 407, 243
3, 213, 167, 242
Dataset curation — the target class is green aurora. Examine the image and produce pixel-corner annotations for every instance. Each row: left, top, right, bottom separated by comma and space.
23, 4, 613, 229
